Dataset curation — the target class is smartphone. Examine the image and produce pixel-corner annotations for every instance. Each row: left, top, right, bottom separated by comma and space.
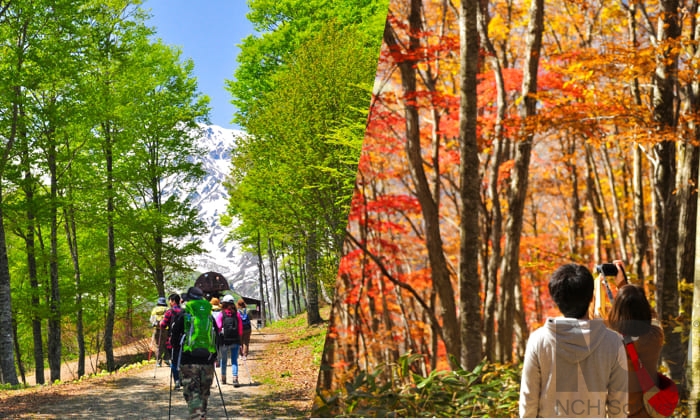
595, 263, 618, 276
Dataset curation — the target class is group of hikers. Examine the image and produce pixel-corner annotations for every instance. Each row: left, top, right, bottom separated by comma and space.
520, 261, 678, 418
148, 286, 253, 419
145, 262, 672, 418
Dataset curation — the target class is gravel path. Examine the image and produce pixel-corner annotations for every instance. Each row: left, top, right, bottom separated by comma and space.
0, 329, 313, 419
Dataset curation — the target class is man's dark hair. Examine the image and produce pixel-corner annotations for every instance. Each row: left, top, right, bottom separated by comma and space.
548, 263, 594, 318
168, 293, 181, 304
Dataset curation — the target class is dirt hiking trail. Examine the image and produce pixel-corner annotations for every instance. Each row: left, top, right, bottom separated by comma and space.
0, 328, 317, 419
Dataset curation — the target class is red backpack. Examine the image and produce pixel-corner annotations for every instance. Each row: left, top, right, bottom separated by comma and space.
623, 336, 679, 417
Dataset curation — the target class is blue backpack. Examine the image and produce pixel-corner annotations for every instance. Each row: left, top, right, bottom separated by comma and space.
240, 309, 252, 331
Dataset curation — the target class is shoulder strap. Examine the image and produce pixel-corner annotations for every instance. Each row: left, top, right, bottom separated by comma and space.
623, 335, 656, 391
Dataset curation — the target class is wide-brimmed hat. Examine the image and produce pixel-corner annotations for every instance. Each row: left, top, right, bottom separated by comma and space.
210, 297, 221, 310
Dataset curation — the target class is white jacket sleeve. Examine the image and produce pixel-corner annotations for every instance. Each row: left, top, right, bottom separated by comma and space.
519, 338, 542, 418
606, 342, 629, 417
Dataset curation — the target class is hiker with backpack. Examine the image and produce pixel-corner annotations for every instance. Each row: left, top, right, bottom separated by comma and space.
150, 296, 168, 366
519, 263, 627, 417
170, 286, 220, 419
604, 262, 677, 417
216, 295, 243, 386
237, 298, 252, 360
160, 293, 183, 389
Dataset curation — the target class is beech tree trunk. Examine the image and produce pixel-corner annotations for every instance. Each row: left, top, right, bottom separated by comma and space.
686, 9, 700, 412
0, 199, 18, 385
651, 0, 685, 390
499, 0, 543, 363
256, 231, 267, 326
383, 0, 460, 361
477, 0, 508, 362
103, 121, 117, 373
458, 0, 482, 371
306, 230, 323, 325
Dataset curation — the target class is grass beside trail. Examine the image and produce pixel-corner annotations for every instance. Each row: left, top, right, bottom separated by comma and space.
255, 306, 329, 391
265, 307, 329, 362
234, 305, 330, 418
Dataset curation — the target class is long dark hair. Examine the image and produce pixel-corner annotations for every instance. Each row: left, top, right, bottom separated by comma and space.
607, 284, 652, 336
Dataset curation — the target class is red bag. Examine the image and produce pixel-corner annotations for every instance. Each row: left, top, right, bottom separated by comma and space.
624, 336, 679, 417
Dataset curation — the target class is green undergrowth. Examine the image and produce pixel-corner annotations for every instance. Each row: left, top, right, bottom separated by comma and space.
251, 307, 329, 396
314, 353, 522, 418
264, 307, 329, 363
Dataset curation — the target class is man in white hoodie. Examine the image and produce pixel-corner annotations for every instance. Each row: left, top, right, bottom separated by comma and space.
519, 263, 628, 418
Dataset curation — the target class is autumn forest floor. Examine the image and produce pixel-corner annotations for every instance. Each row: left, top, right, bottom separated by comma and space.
0, 310, 328, 419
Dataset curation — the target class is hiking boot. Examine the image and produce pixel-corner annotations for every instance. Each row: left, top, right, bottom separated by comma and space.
233, 376, 239, 387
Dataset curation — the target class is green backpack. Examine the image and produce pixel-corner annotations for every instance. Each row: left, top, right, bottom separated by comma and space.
182, 299, 216, 358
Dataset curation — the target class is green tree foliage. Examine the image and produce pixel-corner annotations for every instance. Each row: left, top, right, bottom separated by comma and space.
228, 0, 387, 124
225, 3, 387, 325
0, 0, 210, 383
114, 37, 210, 299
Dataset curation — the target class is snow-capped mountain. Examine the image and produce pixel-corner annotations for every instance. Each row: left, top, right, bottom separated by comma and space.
177, 124, 260, 298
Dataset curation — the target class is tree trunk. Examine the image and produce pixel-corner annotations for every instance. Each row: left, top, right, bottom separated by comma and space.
690, 170, 700, 415
651, 0, 685, 389
0, 7, 24, 386
63, 204, 85, 377
267, 237, 281, 319
458, 0, 482, 371
296, 244, 307, 310
12, 318, 25, 383
47, 125, 62, 383
624, 2, 649, 284
585, 146, 606, 265
306, 230, 323, 325
477, 0, 508, 363
256, 231, 266, 327
151, 177, 165, 298
691, 263, 700, 417
601, 147, 629, 261
22, 139, 45, 385
103, 121, 116, 372
499, 0, 543, 363
585, 144, 614, 261
677, 138, 698, 396
686, 10, 700, 412
0, 187, 18, 384
288, 263, 300, 315
632, 143, 648, 283
383, 0, 460, 360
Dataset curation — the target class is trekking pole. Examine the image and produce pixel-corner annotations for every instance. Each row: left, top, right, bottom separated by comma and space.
243, 356, 253, 384
153, 351, 159, 378
148, 330, 156, 361
170, 345, 183, 420
213, 366, 229, 419
153, 329, 162, 378
167, 355, 173, 420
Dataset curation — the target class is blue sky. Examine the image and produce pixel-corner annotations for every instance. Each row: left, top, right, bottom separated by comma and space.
144, 0, 254, 129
